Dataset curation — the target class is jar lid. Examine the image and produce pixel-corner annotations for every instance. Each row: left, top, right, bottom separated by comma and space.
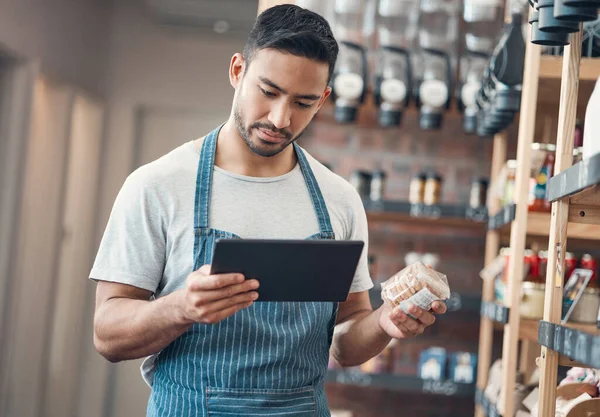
372, 170, 387, 178
426, 172, 442, 181
413, 172, 428, 180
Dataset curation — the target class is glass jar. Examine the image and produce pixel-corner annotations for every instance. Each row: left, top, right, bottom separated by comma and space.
520, 282, 546, 319
374, 46, 411, 127
370, 170, 387, 201
539, 250, 548, 282
565, 252, 577, 282
571, 288, 600, 323
581, 254, 598, 288
409, 173, 427, 204
469, 177, 489, 209
503, 160, 517, 206
350, 170, 372, 198
528, 143, 556, 212
424, 173, 442, 206
377, 0, 419, 48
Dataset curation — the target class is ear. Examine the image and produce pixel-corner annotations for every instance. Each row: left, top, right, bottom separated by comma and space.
315, 86, 332, 112
229, 53, 245, 89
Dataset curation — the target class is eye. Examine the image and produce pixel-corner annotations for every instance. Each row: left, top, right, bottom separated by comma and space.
296, 102, 313, 109
260, 87, 276, 97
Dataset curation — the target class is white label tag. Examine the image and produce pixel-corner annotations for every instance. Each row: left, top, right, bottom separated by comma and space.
399, 287, 439, 315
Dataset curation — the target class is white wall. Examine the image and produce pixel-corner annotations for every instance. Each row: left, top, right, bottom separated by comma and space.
97, 1, 245, 234
0, 0, 112, 96
92, 3, 246, 415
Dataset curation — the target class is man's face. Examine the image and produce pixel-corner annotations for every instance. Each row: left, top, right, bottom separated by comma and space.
231, 48, 331, 158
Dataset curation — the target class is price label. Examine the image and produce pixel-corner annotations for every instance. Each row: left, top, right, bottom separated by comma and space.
335, 370, 372, 387
422, 379, 459, 396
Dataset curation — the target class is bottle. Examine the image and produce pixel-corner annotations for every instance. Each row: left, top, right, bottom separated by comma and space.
583, 76, 600, 160
331, 0, 371, 123
414, 0, 459, 130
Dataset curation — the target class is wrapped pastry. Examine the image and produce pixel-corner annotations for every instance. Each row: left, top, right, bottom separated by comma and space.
381, 262, 450, 313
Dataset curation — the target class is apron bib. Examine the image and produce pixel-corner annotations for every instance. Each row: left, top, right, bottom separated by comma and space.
147, 125, 338, 417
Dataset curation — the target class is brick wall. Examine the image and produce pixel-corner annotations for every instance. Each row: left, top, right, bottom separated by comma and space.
299, 101, 518, 417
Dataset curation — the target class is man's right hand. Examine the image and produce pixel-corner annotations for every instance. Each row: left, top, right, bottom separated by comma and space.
179, 264, 259, 325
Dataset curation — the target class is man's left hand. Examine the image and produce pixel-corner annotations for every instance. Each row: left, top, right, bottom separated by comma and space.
378, 301, 447, 339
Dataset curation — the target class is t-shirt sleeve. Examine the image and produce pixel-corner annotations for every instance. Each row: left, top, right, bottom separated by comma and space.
346, 189, 374, 293
89, 170, 166, 294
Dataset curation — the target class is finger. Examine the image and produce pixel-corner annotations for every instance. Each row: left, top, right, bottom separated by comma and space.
388, 313, 416, 336
395, 312, 423, 334
405, 304, 436, 326
431, 301, 447, 314
204, 291, 259, 313
193, 279, 260, 302
209, 300, 254, 322
188, 272, 245, 291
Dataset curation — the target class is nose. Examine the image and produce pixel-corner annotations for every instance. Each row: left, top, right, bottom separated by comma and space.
267, 100, 292, 130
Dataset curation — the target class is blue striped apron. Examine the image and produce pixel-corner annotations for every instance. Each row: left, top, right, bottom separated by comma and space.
147, 125, 338, 417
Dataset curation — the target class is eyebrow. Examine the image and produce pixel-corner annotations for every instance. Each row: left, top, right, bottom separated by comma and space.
259, 77, 321, 101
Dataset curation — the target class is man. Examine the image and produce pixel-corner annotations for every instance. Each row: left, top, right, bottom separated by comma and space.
91, 4, 447, 416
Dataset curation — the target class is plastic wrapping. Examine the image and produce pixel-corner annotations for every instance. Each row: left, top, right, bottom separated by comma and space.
381, 262, 450, 313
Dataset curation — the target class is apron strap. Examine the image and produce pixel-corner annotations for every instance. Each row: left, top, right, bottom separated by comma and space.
294, 143, 335, 237
194, 125, 221, 230
194, 126, 335, 238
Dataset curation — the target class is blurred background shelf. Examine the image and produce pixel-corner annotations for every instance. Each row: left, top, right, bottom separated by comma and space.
488, 204, 600, 242
539, 56, 600, 81
326, 370, 476, 398
364, 200, 487, 231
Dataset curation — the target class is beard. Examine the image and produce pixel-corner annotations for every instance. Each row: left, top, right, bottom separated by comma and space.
233, 98, 306, 158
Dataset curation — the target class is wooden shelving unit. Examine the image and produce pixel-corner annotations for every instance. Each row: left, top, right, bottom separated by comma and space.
537, 31, 600, 415
475, 7, 600, 417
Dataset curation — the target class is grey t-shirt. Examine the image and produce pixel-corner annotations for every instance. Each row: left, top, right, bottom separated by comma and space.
90, 140, 373, 298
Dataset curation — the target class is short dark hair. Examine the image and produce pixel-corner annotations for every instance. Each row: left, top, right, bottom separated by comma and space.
243, 4, 339, 82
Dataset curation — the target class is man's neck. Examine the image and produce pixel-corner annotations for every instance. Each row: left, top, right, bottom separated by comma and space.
212, 119, 297, 178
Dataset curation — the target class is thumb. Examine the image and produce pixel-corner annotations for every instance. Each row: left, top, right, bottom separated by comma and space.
198, 264, 212, 276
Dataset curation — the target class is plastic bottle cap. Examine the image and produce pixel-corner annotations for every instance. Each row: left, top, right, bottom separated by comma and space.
333, 73, 364, 101
381, 79, 407, 103
420, 80, 449, 108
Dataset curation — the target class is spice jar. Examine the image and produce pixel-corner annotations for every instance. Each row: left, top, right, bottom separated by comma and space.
525, 250, 541, 283
503, 160, 517, 206
409, 173, 427, 205
350, 170, 372, 199
424, 173, 442, 206
565, 252, 577, 282
570, 287, 600, 324
469, 177, 489, 209
581, 254, 598, 288
539, 250, 548, 282
528, 143, 556, 212
520, 282, 546, 320
370, 170, 387, 201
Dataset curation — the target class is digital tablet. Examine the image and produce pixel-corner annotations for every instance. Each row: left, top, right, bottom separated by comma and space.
210, 239, 364, 302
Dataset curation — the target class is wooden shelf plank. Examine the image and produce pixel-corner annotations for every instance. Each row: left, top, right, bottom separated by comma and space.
492, 206, 600, 240
548, 153, 600, 206
364, 200, 488, 231
538, 321, 600, 369
539, 56, 600, 81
